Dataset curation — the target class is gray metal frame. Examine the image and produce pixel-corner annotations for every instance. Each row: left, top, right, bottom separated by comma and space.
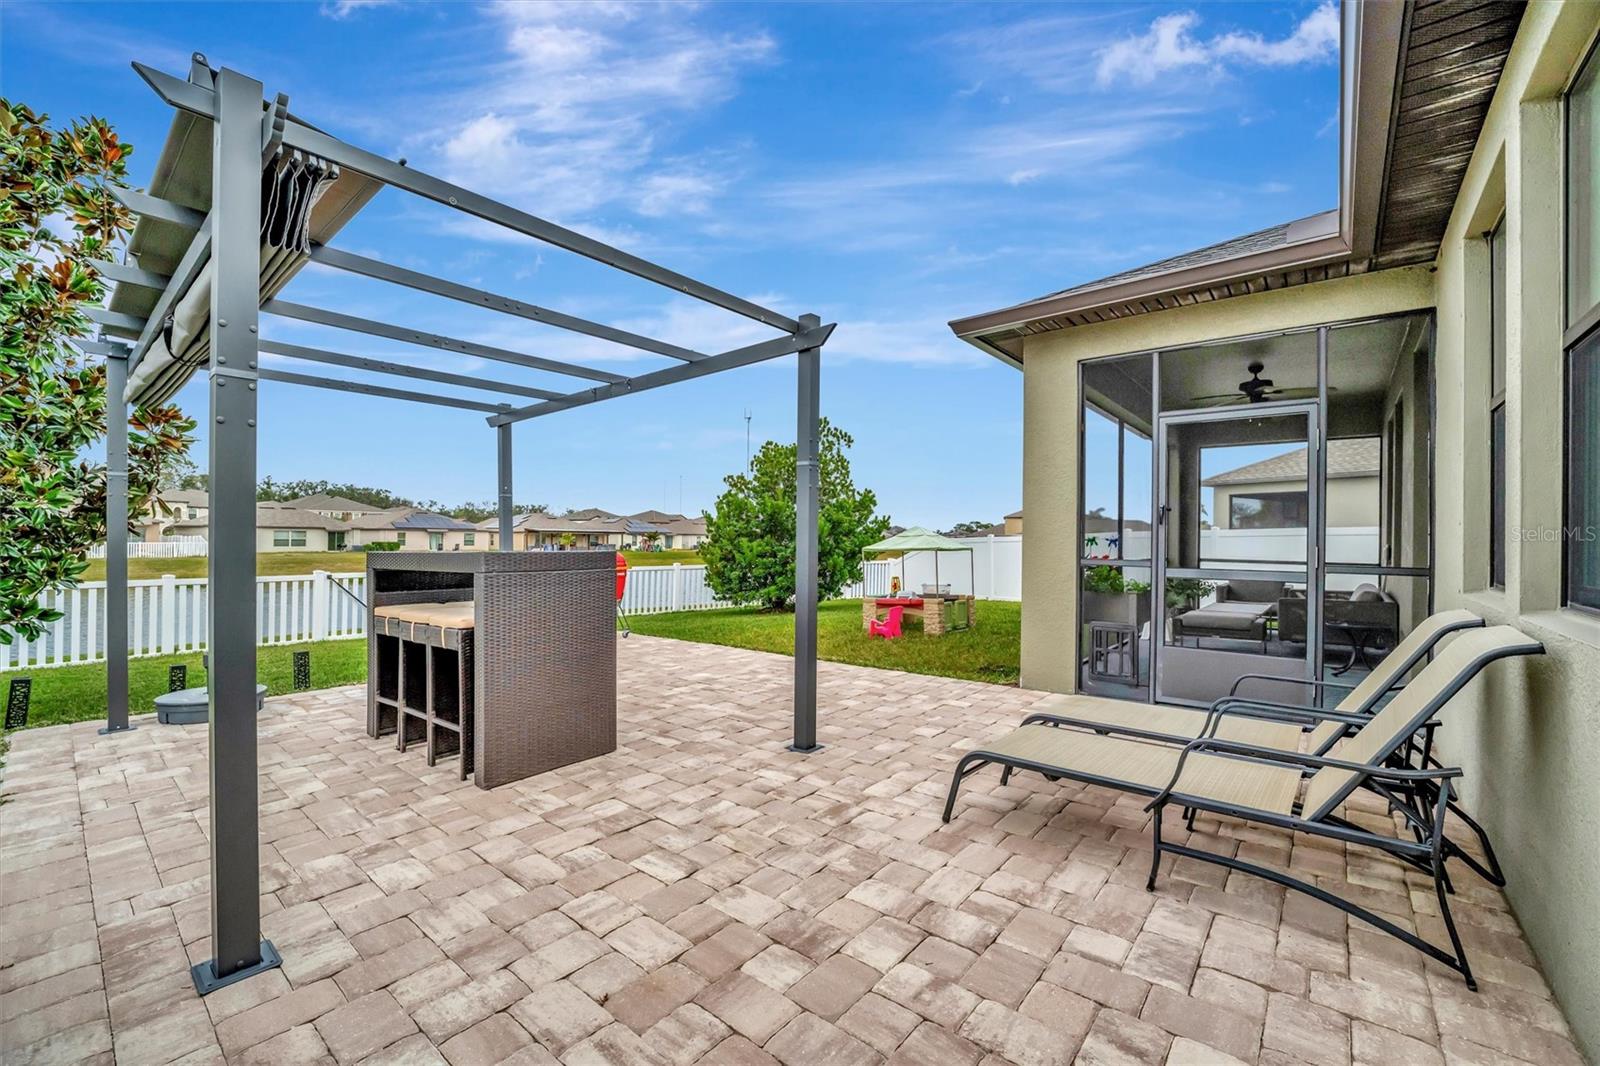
91, 54, 833, 995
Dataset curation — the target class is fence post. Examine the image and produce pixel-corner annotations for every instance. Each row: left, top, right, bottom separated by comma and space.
670, 563, 683, 612
311, 571, 329, 642
160, 573, 178, 654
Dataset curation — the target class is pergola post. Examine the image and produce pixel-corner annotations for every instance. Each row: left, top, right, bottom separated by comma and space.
791, 314, 822, 753
193, 65, 280, 995
497, 423, 514, 551
100, 351, 132, 735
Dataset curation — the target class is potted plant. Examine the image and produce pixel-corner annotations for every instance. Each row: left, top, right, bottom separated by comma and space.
1163, 577, 1215, 613
1080, 565, 1151, 631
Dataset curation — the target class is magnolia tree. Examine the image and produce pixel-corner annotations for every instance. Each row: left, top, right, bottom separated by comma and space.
0, 100, 195, 642
701, 419, 888, 611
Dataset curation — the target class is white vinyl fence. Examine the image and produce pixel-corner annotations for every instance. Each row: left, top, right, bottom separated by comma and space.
88, 536, 210, 559
1, 541, 1025, 672
1, 571, 369, 672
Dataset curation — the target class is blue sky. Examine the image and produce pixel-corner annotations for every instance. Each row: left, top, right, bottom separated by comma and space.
6, 1, 1340, 527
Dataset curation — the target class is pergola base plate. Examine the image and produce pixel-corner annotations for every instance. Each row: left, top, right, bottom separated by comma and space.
786, 743, 824, 754
190, 939, 281, 996
97, 724, 138, 736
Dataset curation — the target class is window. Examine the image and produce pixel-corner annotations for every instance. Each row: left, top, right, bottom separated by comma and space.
464, 532, 476, 546
1568, 44, 1600, 611
1569, 331, 1600, 610
328, 532, 346, 551
272, 529, 307, 548
1489, 216, 1508, 588
397, 530, 407, 545
1228, 492, 1308, 530
1569, 40, 1599, 328
428, 532, 444, 551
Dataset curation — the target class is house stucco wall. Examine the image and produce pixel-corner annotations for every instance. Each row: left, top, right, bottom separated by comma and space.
1429, 6, 1600, 1058
1019, 266, 1434, 694
1211, 475, 1377, 531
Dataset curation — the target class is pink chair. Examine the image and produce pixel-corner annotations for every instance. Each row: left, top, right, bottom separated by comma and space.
870, 606, 904, 639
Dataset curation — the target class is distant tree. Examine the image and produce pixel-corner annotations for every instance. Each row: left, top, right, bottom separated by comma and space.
640, 529, 662, 550
443, 500, 548, 523
1, 100, 196, 642
256, 478, 413, 510
946, 520, 993, 537
702, 419, 888, 611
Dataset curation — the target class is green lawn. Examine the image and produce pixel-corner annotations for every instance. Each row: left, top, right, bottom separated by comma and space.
628, 599, 1020, 685
80, 549, 699, 581
9, 638, 367, 730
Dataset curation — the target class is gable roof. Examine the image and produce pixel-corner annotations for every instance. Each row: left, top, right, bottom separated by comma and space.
1203, 437, 1381, 487
171, 504, 349, 531
287, 493, 384, 512
949, 1, 1525, 364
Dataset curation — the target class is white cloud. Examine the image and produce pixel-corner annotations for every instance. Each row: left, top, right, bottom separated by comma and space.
1096, 3, 1337, 87
415, 2, 774, 224
320, 0, 398, 19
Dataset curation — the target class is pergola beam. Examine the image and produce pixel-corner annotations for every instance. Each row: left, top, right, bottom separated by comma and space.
487, 322, 835, 427
258, 339, 563, 401
113, 186, 207, 229
264, 299, 627, 385
84, 308, 147, 337
131, 63, 800, 334
89, 259, 172, 291
309, 245, 706, 363
256, 367, 513, 413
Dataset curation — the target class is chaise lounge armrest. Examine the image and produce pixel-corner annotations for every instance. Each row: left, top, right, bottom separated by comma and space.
1226, 673, 1357, 699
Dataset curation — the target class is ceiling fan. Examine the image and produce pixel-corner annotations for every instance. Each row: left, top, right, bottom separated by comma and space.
1188, 361, 1329, 406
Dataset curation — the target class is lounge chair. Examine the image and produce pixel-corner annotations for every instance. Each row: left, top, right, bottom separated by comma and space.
942, 626, 1544, 987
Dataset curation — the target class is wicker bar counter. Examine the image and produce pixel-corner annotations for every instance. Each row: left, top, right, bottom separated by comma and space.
366, 551, 617, 789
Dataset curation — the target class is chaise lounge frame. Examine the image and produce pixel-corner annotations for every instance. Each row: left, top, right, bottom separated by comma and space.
942, 626, 1545, 989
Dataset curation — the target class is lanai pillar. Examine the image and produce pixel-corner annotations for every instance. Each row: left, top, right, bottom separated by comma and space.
791, 313, 822, 752
193, 65, 280, 995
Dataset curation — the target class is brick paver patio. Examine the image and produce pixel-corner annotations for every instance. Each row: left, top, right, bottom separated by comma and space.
0, 636, 1584, 1065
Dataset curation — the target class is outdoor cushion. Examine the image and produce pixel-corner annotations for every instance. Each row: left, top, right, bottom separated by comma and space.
1226, 579, 1287, 602
1350, 584, 1383, 602
1175, 605, 1267, 632
375, 600, 476, 629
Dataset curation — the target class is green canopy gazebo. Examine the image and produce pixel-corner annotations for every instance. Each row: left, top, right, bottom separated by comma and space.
862, 527, 975, 633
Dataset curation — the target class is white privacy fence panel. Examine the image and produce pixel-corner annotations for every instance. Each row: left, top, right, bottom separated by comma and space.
867, 536, 1021, 601
89, 536, 210, 559
5, 549, 1020, 671
2, 571, 368, 671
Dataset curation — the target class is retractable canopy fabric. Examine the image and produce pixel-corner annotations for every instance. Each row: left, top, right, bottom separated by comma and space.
109, 99, 379, 405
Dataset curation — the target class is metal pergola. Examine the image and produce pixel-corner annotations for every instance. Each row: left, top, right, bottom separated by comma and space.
80, 55, 831, 995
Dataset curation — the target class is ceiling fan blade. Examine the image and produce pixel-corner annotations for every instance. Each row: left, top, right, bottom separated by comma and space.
1260, 385, 1339, 399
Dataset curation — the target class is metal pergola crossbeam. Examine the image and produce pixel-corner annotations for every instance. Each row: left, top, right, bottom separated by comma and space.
92, 53, 832, 997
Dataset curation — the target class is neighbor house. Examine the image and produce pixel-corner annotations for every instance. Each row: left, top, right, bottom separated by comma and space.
1203, 436, 1379, 530
949, 5, 1600, 1054
347, 507, 481, 551
168, 503, 349, 551
477, 510, 707, 550
138, 487, 209, 541
284, 493, 390, 523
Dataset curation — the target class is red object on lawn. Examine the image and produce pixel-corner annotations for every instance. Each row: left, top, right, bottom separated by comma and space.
615, 553, 629, 601
869, 605, 904, 639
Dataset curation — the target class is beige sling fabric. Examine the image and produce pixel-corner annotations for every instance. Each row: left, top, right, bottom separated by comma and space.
1328, 608, 1483, 715
980, 725, 1301, 816
1302, 625, 1537, 817
1031, 693, 1303, 750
